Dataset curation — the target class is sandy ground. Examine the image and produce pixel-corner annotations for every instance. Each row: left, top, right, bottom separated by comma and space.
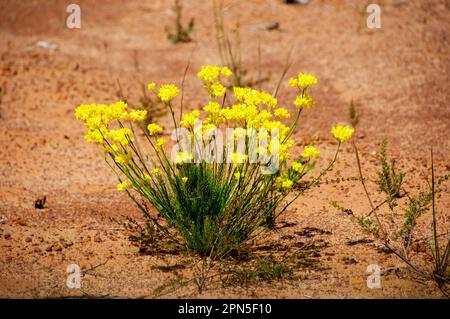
0, 0, 449, 298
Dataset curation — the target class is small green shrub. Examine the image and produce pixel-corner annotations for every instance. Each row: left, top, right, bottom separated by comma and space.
166, 0, 194, 44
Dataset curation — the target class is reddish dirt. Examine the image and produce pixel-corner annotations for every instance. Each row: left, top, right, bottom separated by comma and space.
0, 0, 449, 298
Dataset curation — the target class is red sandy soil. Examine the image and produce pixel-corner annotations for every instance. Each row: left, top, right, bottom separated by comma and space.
0, 0, 449, 298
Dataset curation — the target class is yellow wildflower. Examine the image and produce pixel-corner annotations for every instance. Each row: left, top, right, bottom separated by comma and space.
156, 137, 166, 148
302, 145, 320, 159
203, 101, 225, 124
207, 81, 226, 97
289, 72, 318, 89
104, 101, 128, 122
147, 123, 163, 135
220, 66, 233, 77
331, 124, 355, 143
182, 177, 188, 183
142, 173, 152, 183
116, 180, 131, 191
292, 161, 304, 173
228, 152, 248, 164
233, 87, 277, 108
158, 84, 180, 102
109, 128, 133, 146
234, 172, 241, 180
180, 110, 200, 128
274, 107, 291, 119
288, 77, 298, 88
147, 82, 156, 91
277, 177, 293, 189
175, 151, 193, 164
150, 168, 160, 175
298, 73, 318, 88
128, 109, 147, 121
114, 151, 132, 165
198, 65, 221, 83
105, 144, 119, 153
85, 126, 109, 144
294, 94, 314, 109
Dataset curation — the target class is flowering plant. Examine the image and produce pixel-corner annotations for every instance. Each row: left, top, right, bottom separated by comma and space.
75, 65, 354, 258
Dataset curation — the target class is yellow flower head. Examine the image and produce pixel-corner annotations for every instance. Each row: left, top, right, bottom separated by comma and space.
175, 151, 193, 164
85, 125, 109, 144
105, 144, 119, 153
274, 107, 291, 119
289, 72, 318, 89
109, 128, 133, 146
302, 145, 320, 159
147, 82, 156, 91
234, 172, 241, 180
105, 101, 129, 122
203, 101, 225, 124
233, 87, 278, 108
117, 180, 131, 191
228, 152, 248, 164
331, 124, 355, 143
292, 161, 304, 173
220, 66, 233, 78
198, 65, 221, 83
142, 173, 152, 183
277, 177, 293, 189
198, 65, 231, 83
180, 110, 200, 128
182, 176, 188, 183
128, 109, 147, 122
147, 123, 163, 135
114, 151, 132, 165
156, 137, 166, 148
294, 94, 314, 109
207, 81, 226, 97
150, 168, 160, 175
158, 84, 180, 102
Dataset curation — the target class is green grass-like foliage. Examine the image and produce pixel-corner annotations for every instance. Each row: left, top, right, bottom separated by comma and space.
378, 139, 405, 208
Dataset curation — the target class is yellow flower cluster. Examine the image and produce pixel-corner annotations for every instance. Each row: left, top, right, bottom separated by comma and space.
109, 128, 133, 146
128, 109, 147, 121
114, 151, 132, 165
117, 180, 131, 191
294, 94, 314, 109
75, 101, 148, 146
302, 145, 320, 159
147, 123, 163, 136
292, 161, 304, 173
288, 72, 317, 110
331, 125, 355, 143
277, 176, 294, 189
228, 152, 248, 164
156, 137, 166, 148
175, 151, 193, 164
197, 65, 232, 98
158, 84, 180, 102
180, 110, 201, 128
289, 72, 318, 89
274, 107, 291, 119
203, 101, 225, 125
234, 87, 278, 109
76, 66, 347, 198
